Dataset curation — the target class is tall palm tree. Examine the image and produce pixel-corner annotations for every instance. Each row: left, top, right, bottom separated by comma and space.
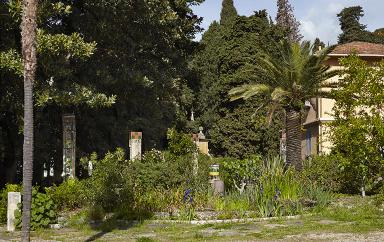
21, 0, 38, 241
229, 41, 338, 170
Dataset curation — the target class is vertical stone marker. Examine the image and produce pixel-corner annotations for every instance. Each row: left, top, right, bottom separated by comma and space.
129, 131, 142, 160
7, 192, 21, 231
62, 114, 76, 178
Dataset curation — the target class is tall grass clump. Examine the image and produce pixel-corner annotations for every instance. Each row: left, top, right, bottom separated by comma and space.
254, 156, 302, 217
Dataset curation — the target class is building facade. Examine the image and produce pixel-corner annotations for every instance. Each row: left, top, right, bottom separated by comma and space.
301, 41, 384, 159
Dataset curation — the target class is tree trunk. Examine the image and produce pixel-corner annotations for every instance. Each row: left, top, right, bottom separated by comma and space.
21, 0, 37, 241
285, 109, 302, 170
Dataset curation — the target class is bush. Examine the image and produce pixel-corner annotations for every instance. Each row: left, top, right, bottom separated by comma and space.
301, 154, 344, 193
214, 155, 263, 192
15, 187, 57, 230
83, 148, 133, 212
46, 178, 86, 211
87, 205, 105, 221
167, 128, 197, 156
81, 145, 211, 218
0, 184, 22, 224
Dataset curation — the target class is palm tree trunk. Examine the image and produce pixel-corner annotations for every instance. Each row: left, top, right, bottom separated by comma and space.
21, 0, 37, 241
285, 109, 302, 170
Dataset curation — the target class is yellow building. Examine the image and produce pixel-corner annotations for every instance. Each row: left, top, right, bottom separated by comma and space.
301, 41, 384, 159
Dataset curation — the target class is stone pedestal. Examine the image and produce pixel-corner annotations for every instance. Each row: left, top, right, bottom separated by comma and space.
193, 127, 210, 155
212, 179, 225, 196
7, 192, 21, 231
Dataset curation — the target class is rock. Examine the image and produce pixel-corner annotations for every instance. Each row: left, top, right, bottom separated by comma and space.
49, 224, 63, 229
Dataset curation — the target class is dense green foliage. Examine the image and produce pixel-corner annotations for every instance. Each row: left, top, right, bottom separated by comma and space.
15, 188, 57, 230
220, 0, 237, 26
0, 0, 203, 187
215, 156, 263, 192
77, 129, 210, 219
46, 178, 87, 211
337, 6, 384, 44
192, 9, 286, 158
330, 55, 384, 194
301, 155, 343, 193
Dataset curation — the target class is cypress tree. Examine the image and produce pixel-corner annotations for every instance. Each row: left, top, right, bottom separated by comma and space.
276, 0, 302, 43
220, 0, 238, 26
337, 6, 368, 44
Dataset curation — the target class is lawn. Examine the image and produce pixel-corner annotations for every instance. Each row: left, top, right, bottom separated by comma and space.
1, 196, 384, 242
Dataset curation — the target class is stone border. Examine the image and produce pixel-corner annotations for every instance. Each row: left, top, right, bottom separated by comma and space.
150, 214, 309, 225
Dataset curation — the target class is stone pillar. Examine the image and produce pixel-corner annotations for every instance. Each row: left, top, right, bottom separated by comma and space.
88, 160, 93, 176
62, 114, 76, 178
7, 192, 21, 231
129, 132, 142, 160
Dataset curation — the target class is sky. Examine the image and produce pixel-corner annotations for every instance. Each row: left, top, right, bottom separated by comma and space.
192, 0, 384, 44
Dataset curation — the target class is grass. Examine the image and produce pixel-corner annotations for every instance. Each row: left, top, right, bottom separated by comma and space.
1, 195, 384, 241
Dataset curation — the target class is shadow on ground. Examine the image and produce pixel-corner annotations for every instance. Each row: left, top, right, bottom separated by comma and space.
84, 217, 140, 242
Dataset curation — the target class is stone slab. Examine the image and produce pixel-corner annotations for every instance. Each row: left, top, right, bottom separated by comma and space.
7, 192, 21, 232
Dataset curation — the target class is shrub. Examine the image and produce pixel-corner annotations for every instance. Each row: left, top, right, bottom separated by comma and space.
167, 128, 197, 156
0, 184, 22, 224
214, 155, 263, 192
301, 154, 344, 193
15, 187, 57, 230
46, 178, 86, 211
82, 146, 210, 217
83, 148, 133, 212
87, 205, 105, 221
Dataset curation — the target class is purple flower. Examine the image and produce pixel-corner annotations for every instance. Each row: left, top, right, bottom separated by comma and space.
183, 188, 193, 204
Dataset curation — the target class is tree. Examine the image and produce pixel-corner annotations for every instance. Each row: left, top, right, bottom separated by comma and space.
192, 10, 286, 158
337, 6, 369, 44
330, 55, 384, 195
374, 28, 384, 38
64, 0, 203, 154
0, 1, 108, 187
276, 0, 302, 43
220, 0, 238, 26
20, 0, 37, 240
229, 41, 338, 170
0, 0, 203, 187
337, 6, 384, 44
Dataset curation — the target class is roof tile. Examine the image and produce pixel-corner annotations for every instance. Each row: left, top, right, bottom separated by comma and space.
330, 41, 384, 56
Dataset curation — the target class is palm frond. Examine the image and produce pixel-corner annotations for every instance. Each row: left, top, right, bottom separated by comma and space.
229, 84, 270, 101
271, 87, 289, 102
